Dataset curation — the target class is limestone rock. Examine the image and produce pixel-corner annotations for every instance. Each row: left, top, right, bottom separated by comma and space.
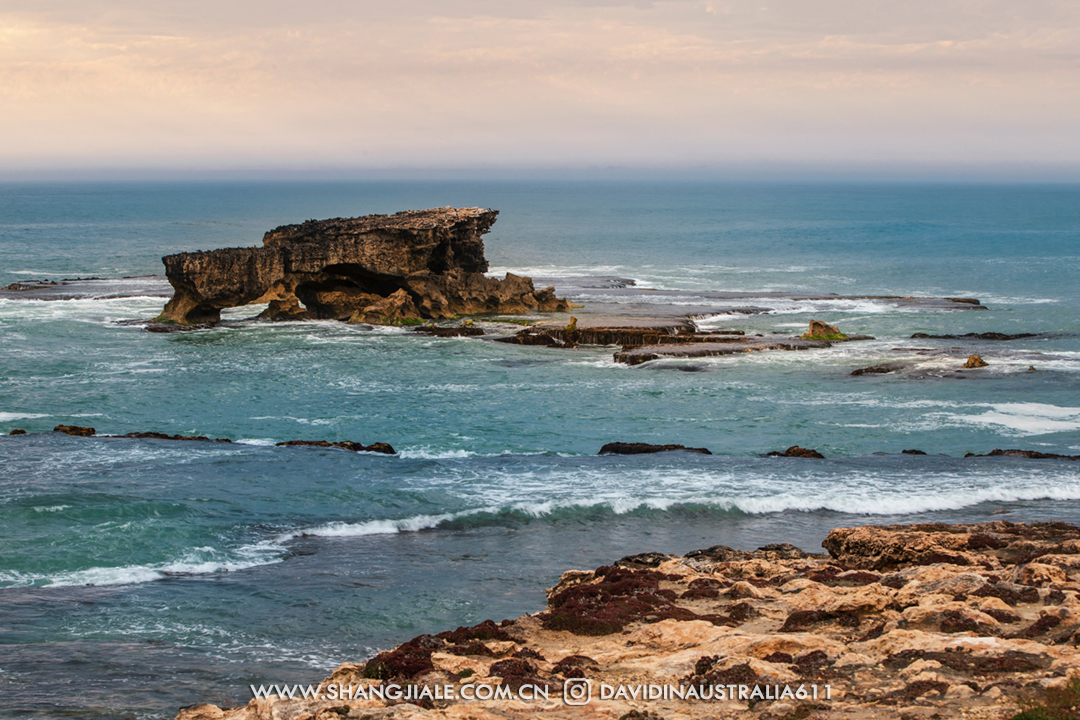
175, 705, 224, 720
964, 354, 989, 368
157, 208, 570, 325
801, 319, 845, 339
1012, 562, 1068, 587
173, 522, 1080, 720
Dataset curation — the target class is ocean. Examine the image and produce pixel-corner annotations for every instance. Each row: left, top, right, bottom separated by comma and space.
1, 180, 1079, 718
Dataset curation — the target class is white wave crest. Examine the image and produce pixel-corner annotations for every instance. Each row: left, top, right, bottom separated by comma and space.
0, 542, 285, 589
277, 512, 468, 542
397, 447, 476, 459
0, 412, 48, 422
944, 402, 1080, 436
732, 483, 1080, 515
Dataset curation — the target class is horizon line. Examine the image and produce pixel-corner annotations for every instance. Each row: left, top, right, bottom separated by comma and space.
2, 162, 1080, 184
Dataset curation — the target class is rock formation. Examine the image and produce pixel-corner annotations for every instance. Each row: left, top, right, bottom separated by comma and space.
764, 445, 827, 459
966, 449, 1080, 461
851, 363, 907, 376
122, 432, 232, 443
156, 208, 570, 325
174, 521, 1080, 720
275, 440, 396, 455
802, 320, 847, 340
613, 337, 835, 366
39, 425, 399, 450
598, 442, 713, 455
54, 424, 95, 436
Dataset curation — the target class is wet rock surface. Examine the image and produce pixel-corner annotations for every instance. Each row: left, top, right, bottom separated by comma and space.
965, 449, 1080, 461
274, 440, 396, 455
614, 337, 835, 366
411, 323, 485, 338
0, 276, 172, 300
598, 442, 713, 456
612, 322, 873, 366
764, 446, 827, 459
156, 208, 570, 325
53, 424, 96, 436
26, 427, 394, 452
499, 323, 746, 349
121, 432, 233, 443
144, 322, 216, 333
173, 521, 1080, 720
851, 363, 909, 376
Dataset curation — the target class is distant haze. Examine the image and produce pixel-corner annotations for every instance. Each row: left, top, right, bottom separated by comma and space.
2, 0, 1079, 179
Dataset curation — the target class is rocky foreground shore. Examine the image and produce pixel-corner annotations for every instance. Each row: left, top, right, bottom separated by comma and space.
175, 522, 1080, 720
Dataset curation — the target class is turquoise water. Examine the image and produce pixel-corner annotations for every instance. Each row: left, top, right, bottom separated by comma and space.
1, 181, 1079, 718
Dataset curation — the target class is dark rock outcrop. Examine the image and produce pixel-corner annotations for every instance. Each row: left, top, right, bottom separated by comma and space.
965, 449, 1080, 461
764, 445, 826, 459
497, 328, 577, 347
121, 432, 232, 443
9, 429, 27, 435
144, 323, 213, 333
54, 424, 95, 436
499, 323, 742, 348
851, 363, 907, 376
157, 208, 569, 325
412, 323, 484, 338
598, 442, 712, 456
275, 440, 396, 455
613, 337, 833, 365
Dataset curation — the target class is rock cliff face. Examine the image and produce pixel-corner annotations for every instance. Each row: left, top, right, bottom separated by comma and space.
157, 208, 569, 325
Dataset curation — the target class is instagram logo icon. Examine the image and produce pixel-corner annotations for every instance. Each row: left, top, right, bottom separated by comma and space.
562, 678, 592, 706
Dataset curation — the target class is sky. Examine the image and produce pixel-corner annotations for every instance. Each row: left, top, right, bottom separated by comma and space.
1, 0, 1079, 179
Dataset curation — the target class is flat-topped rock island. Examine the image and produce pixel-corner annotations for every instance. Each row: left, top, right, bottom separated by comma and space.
155, 207, 570, 325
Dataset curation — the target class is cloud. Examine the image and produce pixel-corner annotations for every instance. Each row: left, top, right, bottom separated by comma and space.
0, 0, 1078, 172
